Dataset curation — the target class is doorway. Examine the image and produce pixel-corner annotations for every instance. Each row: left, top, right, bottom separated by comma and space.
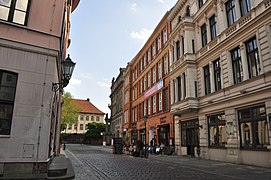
181, 119, 199, 156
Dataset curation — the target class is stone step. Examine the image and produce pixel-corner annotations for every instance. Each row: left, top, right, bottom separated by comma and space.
47, 155, 67, 177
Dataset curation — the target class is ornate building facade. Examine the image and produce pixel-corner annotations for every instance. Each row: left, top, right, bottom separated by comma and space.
169, 0, 271, 167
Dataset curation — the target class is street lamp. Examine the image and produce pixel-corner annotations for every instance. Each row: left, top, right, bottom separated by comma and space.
143, 116, 148, 153
52, 54, 76, 92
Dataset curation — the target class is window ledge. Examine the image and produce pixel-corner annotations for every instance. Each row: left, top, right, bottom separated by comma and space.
0, 135, 11, 138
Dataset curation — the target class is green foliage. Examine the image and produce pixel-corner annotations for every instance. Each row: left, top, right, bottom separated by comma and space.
61, 92, 79, 130
85, 122, 105, 139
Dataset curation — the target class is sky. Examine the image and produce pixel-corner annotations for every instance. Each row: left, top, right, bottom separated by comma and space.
65, 0, 177, 114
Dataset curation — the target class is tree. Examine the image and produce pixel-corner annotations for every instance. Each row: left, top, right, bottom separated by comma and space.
61, 92, 79, 131
85, 122, 105, 139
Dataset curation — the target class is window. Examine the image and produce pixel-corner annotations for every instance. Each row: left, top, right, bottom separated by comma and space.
246, 37, 260, 78
238, 106, 269, 149
213, 59, 221, 91
143, 54, 146, 67
143, 75, 146, 91
152, 67, 156, 84
201, 23, 207, 47
152, 43, 156, 58
158, 92, 162, 112
68, 124, 72, 130
86, 116, 89, 121
74, 124, 77, 131
0, 70, 18, 135
96, 116, 100, 121
231, 47, 243, 84
91, 116, 94, 121
143, 101, 146, 116
157, 36, 161, 52
80, 124, 84, 130
163, 56, 168, 75
158, 61, 162, 80
176, 40, 180, 59
198, 0, 203, 8
226, 0, 237, 26
80, 115, 84, 121
208, 114, 226, 147
147, 71, 151, 88
163, 28, 167, 44
148, 49, 151, 63
163, 88, 169, 111
181, 36, 184, 56
239, 0, 251, 16
209, 15, 217, 40
152, 96, 156, 114
203, 65, 211, 95
177, 76, 181, 101
183, 73, 186, 98
148, 99, 151, 115
0, 0, 30, 25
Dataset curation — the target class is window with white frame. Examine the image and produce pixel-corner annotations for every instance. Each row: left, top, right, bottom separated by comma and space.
148, 71, 151, 88
164, 56, 168, 75
80, 124, 84, 130
157, 36, 161, 52
96, 116, 100, 121
163, 28, 167, 44
158, 61, 162, 80
153, 95, 156, 114
143, 75, 146, 91
80, 115, 84, 121
148, 48, 151, 63
140, 79, 143, 94
0, 0, 31, 25
143, 101, 146, 116
152, 43, 156, 58
148, 99, 151, 115
86, 116, 89, 121
152, 66, 156, 84
158, 91, 162, 112
144, 54, 147, 67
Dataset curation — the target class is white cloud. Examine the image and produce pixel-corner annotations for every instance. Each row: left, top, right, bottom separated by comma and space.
158, 0, 168, 4
64, 78, 81, 91
97, 81, 110, 88
130, 28, 152, 44
130, 2, 137, 11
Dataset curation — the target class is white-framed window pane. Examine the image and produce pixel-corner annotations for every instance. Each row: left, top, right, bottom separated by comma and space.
0, 6, 9, 20
16, 0, 28, 11
13, 10, 26, 24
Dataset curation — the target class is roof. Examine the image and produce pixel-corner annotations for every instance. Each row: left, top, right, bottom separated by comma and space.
71, 99, 105, 115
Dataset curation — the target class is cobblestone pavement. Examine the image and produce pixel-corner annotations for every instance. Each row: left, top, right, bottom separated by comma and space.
64, 144, 271, 180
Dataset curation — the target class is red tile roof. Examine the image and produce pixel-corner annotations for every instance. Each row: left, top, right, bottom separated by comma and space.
72, 99, 105, 115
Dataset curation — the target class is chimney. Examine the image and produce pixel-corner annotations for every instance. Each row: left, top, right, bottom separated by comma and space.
87, 98, 90, 102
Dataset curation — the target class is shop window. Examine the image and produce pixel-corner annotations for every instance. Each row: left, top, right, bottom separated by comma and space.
0, 70, 18, 135
208, 114, 226, 147
238, 106, 269, 149
0, 0, 31, 25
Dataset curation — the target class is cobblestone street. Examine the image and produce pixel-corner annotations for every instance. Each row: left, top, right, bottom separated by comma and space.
64, 144, 271, 180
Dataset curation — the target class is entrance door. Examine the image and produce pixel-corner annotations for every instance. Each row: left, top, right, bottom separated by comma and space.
186, 128, 198, 156
181, 119, 199, 156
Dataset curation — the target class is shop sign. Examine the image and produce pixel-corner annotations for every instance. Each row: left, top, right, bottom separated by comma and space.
144, 80, 163, 98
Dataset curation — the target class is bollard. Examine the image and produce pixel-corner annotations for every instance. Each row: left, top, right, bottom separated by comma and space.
63, 143, 66, 150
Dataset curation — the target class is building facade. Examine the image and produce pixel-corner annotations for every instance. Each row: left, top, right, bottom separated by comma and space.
127, 12, 173, 147
0, 0, 80, 176
64, 98, 105, 134
169, 0, 271, 167
109, 68, 125, 138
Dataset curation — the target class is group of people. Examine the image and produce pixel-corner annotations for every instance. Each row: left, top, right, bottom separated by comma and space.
149, 138, 165, 155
